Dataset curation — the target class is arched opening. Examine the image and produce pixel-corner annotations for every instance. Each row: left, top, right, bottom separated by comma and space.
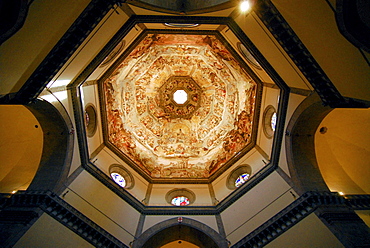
0, 105, 43, 193
285, 93, 333, 194
315, 108, 370, 194
133, 217, 228, 248
0, 99, 73, 247
286, 93, 370, 247
0, 98, 72, 194
161, 240, 200, 247
142, 225, 218, 248
25, 99, 73, 193
286, 93, 370, 196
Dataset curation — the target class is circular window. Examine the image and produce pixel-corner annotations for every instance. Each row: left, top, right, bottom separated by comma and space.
263, 105, 277, 139
235, 173, 250, 187
237, 42, 262, 70
111, 172, 126, 188
271, 112, 277, 132
109, 165, 134, 189
85, 104, 97, 137
171, 196, 190, 206
100, 41, 125, 68
166, 188, 195, 206
227, 165, 252, 190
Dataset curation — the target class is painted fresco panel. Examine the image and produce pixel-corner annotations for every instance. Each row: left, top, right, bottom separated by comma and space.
103, 34, 258, 179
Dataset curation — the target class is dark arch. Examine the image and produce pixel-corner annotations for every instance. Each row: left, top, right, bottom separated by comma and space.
127, 0, 235, 15
336, 0, 370, 53
0, 99, 74, 247
25, 98, 74, 194
133, 217, 228, 248
0, 0, 29, 45
285, 93, 333, 195
285, 93, 370, 248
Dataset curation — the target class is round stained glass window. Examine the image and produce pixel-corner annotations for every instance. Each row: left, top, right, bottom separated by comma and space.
85, 104, 97, 137
237, 42, 262, 70
85, 111, 90, 126
235, 173, 250, 187
271, 112, 277, 131
263, 105, 277, 139
111, 172, 126, 188
171, 196, 190, 206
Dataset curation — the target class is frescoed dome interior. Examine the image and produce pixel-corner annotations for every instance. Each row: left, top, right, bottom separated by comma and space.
3, 1, 369, 247
102, 33, 259, 180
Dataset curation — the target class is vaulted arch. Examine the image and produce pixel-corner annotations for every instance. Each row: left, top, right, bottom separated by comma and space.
285, 93, 333, 194
25, 99, 74, 193
133, 217, 228, 248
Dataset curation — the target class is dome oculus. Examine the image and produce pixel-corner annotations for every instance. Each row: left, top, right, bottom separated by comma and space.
159, 76, 202, 119
173, 90, 188, 104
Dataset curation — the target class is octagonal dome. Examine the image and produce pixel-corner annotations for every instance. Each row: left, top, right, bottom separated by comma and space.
102, 33, 259, 180
159, 76, 202, 119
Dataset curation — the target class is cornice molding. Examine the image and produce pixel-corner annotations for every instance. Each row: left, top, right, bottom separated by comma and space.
0, 191, 128, 248
12, 0, 124, 104
255, 0, 345, 107
2, 191, 369, 248
231, 192, 370, 248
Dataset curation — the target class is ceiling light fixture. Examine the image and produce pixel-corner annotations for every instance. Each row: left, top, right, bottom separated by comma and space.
240, 0, 251, 12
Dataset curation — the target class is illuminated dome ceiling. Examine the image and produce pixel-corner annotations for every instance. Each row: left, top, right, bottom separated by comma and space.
101, 33, 260, 181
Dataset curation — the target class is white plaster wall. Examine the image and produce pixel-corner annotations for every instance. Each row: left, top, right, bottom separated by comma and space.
64, 170, 140, 245
53, 8, 129, 83
14, 213, 94, 248
265, 213, 344, 248
0, 0, 90, 94
221, 171, 294, 245
220, 26, 276, 85
273, 0, 370, 101
87, 19, 143, 81
212, 165, 234, 203
234, 12, 312, 90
